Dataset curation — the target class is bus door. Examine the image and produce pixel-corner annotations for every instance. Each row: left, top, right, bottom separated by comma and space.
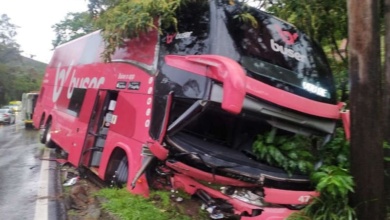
81, 90, 119, 169
67, 88, 99, 166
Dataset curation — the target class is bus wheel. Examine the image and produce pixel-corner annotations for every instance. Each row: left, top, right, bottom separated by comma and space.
110, 156, 128, 188
39, 117, 46, 144
41, 120, 55, 148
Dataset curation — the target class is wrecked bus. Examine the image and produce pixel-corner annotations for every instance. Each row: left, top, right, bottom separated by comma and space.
33, 0, 349, 219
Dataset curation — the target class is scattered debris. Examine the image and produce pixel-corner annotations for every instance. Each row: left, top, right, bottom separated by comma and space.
59, 164, 116, 220
63, 177, 79, 186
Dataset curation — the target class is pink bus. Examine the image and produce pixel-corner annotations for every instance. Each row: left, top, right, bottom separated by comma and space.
33, 1, 349, 219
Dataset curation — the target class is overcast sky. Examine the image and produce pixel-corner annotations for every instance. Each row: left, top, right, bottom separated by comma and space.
0, 0, 89, 63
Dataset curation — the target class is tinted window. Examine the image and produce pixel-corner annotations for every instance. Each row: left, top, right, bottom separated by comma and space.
68, 88, 86, 117
223, 4, 336, 104
160, 1, 210, 56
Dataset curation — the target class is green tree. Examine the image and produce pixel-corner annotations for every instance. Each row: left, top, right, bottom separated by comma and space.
0, 14, 44, 105
0, 14, 21, 104
90, 0, 184, 60
88, 0, 118, 14
52, 12, 97, 48
0, 14, 19, 45
0, 14, 20, 62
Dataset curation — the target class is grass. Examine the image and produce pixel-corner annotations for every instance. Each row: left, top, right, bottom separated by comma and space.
95, 188, 204, 220
67, 210, 78, 217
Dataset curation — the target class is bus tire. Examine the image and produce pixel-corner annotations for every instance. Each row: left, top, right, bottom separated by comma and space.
39, 117, 46, 144
111, 156, 128, 188
42, 120, 55, 148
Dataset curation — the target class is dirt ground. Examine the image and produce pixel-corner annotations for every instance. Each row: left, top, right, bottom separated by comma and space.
59, 166, 116, 220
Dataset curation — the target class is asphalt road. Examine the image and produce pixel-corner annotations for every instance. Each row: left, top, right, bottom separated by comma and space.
0, 114, 56, 220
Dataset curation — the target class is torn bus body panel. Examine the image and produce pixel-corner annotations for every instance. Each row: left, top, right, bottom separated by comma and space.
148, 1, 341, 218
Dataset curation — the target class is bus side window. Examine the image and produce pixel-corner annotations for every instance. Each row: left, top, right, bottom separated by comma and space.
68, 88, 87, 117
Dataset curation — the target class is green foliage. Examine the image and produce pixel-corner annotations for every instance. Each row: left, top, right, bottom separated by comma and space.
266, 0, 347, 45
252, 128, 356, 219
233, 11, 258, 29
318, 128, 350, 168
88, 0, 119, 14
304, 134, 355, 219
252, 131, 315, 174
0, 56, 45, 105
311, 166, 354, 198
289, 192, 356, 220
0, 14, 20, 65
52, 12, 97, 48
290, 128, 355, 220
0, 14, 19, 46
92, 0, 261, 61
96, 188, 194, 220
93, 0, 189, 61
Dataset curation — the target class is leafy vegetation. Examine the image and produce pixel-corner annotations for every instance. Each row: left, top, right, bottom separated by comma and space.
252, 128, 356, 220
252, 132, 316, 175
293, 166, 355, 220
91, 0, 189, 61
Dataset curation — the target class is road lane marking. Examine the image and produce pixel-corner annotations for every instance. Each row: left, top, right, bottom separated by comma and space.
34, 148, 50, 220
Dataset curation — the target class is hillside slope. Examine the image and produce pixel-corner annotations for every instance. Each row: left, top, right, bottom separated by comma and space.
0, 55, 46, 105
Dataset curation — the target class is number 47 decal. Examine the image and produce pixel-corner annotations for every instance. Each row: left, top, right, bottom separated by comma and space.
298, 195, 311, 203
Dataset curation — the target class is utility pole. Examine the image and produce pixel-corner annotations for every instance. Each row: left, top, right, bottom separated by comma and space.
383, 0, 390, 205
348, 0, 385, 219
